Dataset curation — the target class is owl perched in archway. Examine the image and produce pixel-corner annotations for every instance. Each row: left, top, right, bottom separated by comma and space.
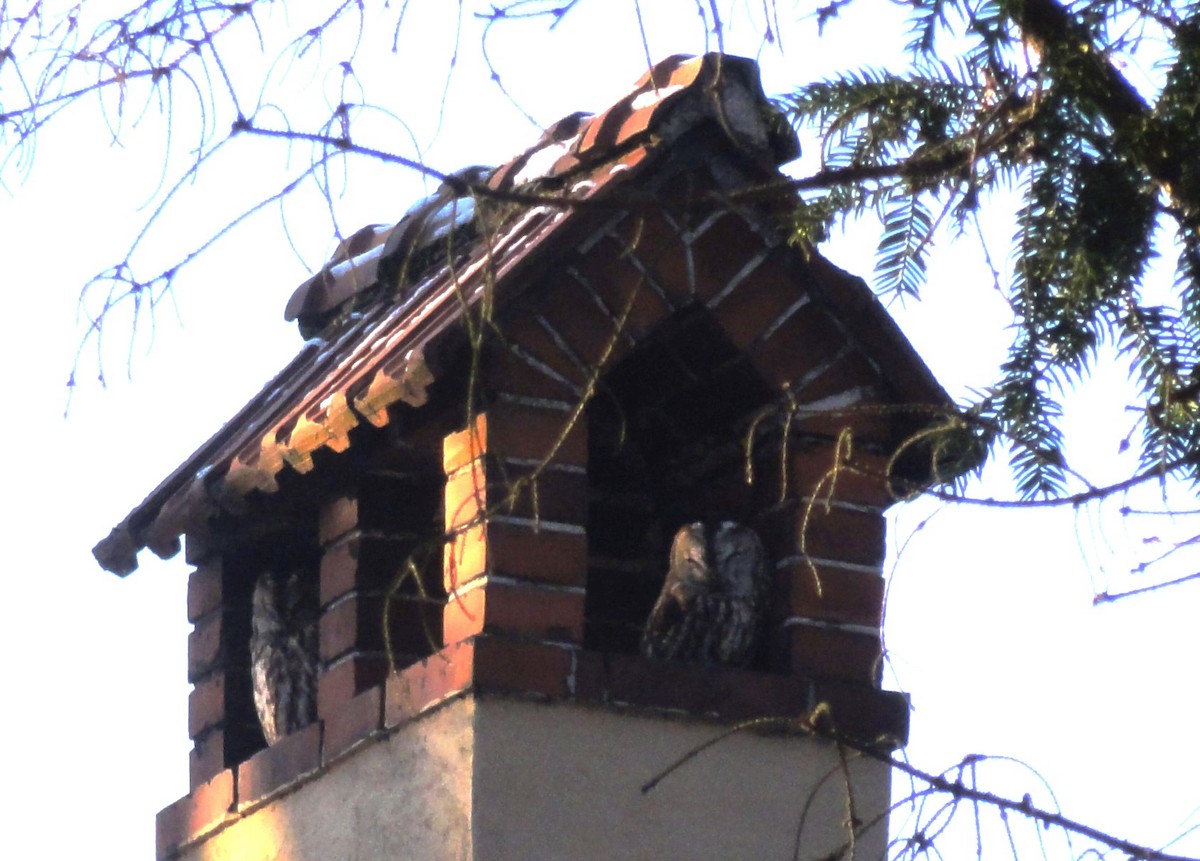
641, 521, 770, 667
250, 569, 318, 745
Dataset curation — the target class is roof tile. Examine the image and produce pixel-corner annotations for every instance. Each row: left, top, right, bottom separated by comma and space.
93, 52, 947, 576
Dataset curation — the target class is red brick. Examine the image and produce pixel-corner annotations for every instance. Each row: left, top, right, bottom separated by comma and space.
603, 206, 693, 308
155, 769, 234, 859
485, 339, 582, 402
445, 457, 488, 532
788, 389, 885, 444
494, 306, 589, 387
444, 521, 486, 592
746, 303, 848, 391
802, 256, 927, 399
489, 520, 587, 587
573, 247, 674, 343
443, 414, 487, 475
529, 276, 634, 374
187, 561, 223, 623
489, 402, 588, 469
319, 539, 360, 606
184, 531, 215, 565
318, 495, 359, 545
385, 639, 475, 728
189, 729, 225, 790
321, 597, 356, 663
473, 636, 572, 699
605, 198, 685, 246
504, 465, 589, 524
794, 347, 880, 400
484, 580, 584, 643
810, 680, 910, 748
799, 506, 886, 567
597, 652, 810, 721
784, 562, 885, 628
754, 446, 895, 511
781, 352, 894, 441
187, 615, 223, 683
709, 253, 806, 351
789, 450, 895, 509
322, 545, 441, 664
317, 654, 389, 719
688, 212, 765, 305
790, 625, 882, 685
444, 519, 587, 591
444, 579, 585, 644
323, 684, 384, 763
444, 407, 587, 476
446, 457, 588, 531
188, 675, 225, 739
443, 585, 485, 645
236, 721, 321, 811
595, 653, 712, 712
757, 503, 886, 568
321, 593, 408, 664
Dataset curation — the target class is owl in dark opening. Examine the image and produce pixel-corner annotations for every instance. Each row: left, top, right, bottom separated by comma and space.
250, 569, 318, 746
641, 521, 770, 667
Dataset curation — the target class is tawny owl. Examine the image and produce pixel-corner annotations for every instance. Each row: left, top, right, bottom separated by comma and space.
250, 569, 318, 745
641, 521, 770, 666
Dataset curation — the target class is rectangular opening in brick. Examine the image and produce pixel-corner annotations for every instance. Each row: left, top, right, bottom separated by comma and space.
190, 418, 451, 775
583, 304, 789, 671
207, 518, 321, 775
315, 455, 449, 709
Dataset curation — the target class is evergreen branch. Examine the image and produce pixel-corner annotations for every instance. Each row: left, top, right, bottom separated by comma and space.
1004, 0, 1192, 216
905, 452, 1196, 509
734, 143, 978, 200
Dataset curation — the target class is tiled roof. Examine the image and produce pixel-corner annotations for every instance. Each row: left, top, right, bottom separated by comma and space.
93, 52, 948, 576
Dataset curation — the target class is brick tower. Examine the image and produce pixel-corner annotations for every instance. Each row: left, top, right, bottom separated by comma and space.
95, 54, 968, 860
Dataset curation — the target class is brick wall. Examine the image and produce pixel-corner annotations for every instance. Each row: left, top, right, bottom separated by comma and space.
442, 410, 588, 647
184, 539, 261, 787
162, 183, 920, 858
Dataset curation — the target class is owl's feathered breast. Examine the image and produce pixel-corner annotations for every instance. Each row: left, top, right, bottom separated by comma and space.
250, 570, 318, 745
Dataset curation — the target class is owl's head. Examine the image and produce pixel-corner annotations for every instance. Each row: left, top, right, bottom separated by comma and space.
251, 569, 311, 635
709, 521, 767, 600
665, 522, 714, 600
251, 572, 283, 636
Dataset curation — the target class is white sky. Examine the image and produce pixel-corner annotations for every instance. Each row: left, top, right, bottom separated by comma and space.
2, 2, 1198, 857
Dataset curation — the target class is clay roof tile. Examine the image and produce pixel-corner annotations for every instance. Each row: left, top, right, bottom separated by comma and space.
93, 52, 946, 576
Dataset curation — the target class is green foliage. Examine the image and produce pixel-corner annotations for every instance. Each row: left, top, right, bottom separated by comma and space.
876, 192, 934, 297
784, 0, 1200, 499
